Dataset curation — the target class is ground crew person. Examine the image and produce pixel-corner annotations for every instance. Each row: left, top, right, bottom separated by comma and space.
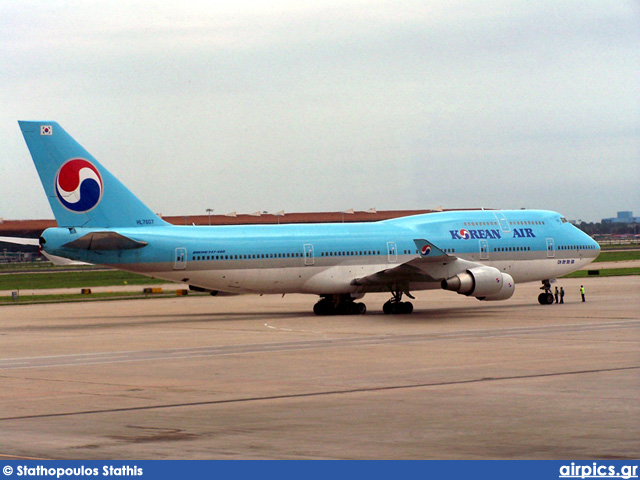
560, 286, 564, 304
580, 285, 585, 302
554, 286, 559, 304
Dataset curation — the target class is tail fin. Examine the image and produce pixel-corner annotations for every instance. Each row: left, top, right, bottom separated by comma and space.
19, 121, 168, 228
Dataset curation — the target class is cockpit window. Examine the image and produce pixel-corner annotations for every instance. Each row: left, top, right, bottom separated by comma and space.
561, 217, 568, 223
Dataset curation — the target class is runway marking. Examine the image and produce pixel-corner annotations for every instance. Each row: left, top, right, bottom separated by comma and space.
1, 320, 638, 371
265, 322, 293, 332
0, 453, 48, 460
0, 365, 637, 422
264, 322, 318, 333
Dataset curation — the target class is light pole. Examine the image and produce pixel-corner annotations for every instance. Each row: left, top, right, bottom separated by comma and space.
206, 208, 214, 225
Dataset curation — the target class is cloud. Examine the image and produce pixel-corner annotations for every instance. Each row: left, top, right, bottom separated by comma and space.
1, 0, 638, 222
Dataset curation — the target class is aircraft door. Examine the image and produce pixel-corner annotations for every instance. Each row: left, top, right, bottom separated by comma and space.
303, 244, 314, 266
493, 212, 511, 233
546, 238, 555, 258
479, 240, 489, 260
174, 247, 187, 270
387, 242, 397, 263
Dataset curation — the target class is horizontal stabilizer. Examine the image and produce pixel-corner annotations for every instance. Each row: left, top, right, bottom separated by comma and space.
0, 236, 40, 246
63, 231, 148, 250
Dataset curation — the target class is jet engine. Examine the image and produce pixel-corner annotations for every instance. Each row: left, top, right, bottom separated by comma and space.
441, 266, 514, 301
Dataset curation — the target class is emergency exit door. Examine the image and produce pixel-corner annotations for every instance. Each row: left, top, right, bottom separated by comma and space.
546, 238, 555, 258
479, 240, 489, 260
387, 242, 397, 263
174, 247, 187, 270
303, 244, 314, 266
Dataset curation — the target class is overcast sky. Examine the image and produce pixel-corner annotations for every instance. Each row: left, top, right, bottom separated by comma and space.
1, 0, 638, 223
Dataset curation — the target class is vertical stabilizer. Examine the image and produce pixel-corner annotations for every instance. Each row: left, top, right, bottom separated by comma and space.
19, 121, 167, 228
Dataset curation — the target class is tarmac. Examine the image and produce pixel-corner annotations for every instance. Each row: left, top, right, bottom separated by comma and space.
0, 275, 638, 459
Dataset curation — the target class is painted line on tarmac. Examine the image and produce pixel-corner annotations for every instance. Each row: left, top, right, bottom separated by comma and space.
0, 453, 49, 460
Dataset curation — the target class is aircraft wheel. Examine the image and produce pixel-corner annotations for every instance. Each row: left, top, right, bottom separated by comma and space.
357, 302, 367, 315
383, 301, 393, 314
314, 300, 335, 315
340, 303, 356, 315
383, 301, 413, 314
538, 293, 554, 305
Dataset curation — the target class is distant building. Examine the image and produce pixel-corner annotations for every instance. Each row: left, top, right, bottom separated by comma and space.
602, 211, 640, 224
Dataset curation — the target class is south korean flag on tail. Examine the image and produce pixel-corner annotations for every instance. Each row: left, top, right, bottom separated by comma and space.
40, 125, 53, 135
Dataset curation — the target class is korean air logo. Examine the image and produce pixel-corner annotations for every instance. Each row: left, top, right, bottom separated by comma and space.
458, 229, 470, 240
421, 244, 431, 256
55, 159, 103, 212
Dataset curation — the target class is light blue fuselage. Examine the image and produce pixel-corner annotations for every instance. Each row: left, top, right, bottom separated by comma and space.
41, 209, 599, 295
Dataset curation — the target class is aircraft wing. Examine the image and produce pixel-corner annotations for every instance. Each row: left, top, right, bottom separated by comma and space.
352, 239, 478, 288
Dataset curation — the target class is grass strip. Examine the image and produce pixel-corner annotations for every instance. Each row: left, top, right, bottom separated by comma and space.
0, 270, 173, 290
0, 291, 206, 305
593, 250, 640, 262
561, 267, 640, 278
599, 244, 640, 251
0, 262, 105, 272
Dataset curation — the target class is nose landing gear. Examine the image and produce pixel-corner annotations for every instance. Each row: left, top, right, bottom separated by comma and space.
538, 279, 555, 305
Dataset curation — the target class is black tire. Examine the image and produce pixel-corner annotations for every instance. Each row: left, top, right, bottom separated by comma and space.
383, 301, 393, 314
538, 292, 554, 305
357, 302, 367, 315
314, 300, 334, 315
343, 303, 357, 315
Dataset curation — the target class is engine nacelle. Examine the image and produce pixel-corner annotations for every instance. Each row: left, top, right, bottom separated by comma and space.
441, 267, 515, 301
477, 272, 514, 301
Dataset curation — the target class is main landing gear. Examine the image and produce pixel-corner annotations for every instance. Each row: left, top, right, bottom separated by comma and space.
382, 287, 414, 315
538, 279, 555, 305
313, 294, 367, 316
312, 287, 417, 316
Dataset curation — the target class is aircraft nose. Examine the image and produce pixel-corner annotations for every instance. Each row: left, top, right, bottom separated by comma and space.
584, 231, 600, 257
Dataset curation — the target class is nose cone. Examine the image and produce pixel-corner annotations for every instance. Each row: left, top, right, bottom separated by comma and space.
588, 233, 600, 255
581, 230, 600, 260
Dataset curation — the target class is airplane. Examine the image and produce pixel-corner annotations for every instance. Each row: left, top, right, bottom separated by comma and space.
18, 121, 600, 314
